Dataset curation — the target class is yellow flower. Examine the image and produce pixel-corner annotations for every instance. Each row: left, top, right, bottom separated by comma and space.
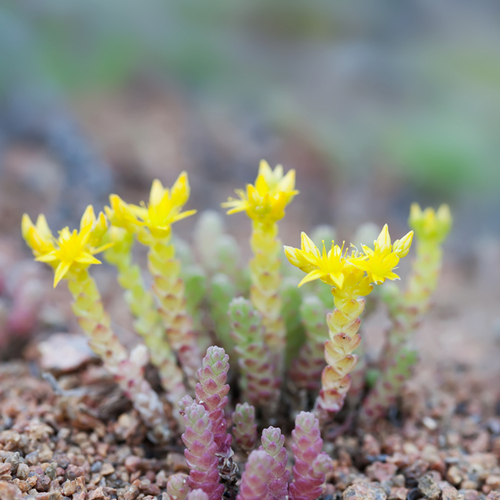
107, 173, 196, 239
285, 224, 414, 298
349, 225, 414, 285
105, 194, 140, 233
222, 160, 298, 224
409, 203, 452, 243
284, 232, 348, 288
23, 206, 111, 287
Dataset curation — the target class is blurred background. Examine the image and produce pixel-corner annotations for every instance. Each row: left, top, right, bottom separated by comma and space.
1, 0, 500, 236
1, 0, 500, 359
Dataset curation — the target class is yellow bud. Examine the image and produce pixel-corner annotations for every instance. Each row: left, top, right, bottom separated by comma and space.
90, 212, 109, 246
393, 231, 414, 258
149, 179, 165, 207
170, 172, 190, 207
80, 205, 96, 230
22, 213, 34, 241
106, 195, 138, 231
409, 203, 452, 243
375, 224, 391, 249
22, 213, 54, 255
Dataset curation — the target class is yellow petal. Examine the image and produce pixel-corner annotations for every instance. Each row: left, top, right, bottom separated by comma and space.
27, 228, 53, 255
273, 164, 283, 180
436, 204, 452, 239
255, 172, 269, 195
376, 224, 391, 249
53, 261, 72, 287
409, 202, 422, 222
226, 205, 248, 215
59, 227, 71, 241
393, 231, 414, 258
298, 269, 325, 287
80, 205, 96, 230
150, 179, 165, 207
283, 246, 301, 267
348, 257, 369, 271
278, 169, 296, 192
76, 253, 102, 265
437, 203, 451, 224
329, 271, 345, 288
21, 214, 34, 240
89, 212, 109, 247
92, 242, 114, 254
36, 214, 52, 239
247, 184, 261, 205
35, 251, 58, 263
78, 224, 93, 247
300, 232, 318, 255
258, 159, 273, 179
171, 172, 190, 206
172, 209, 197, 223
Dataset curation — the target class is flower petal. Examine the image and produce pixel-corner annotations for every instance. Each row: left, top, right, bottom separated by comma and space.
298, 269, 325, 287
76, 253, 102, 265
150, 179, 166, 207
80, 205, 96, 230
53, 261, 72, 287
35, 251, 58, 263
376, 224, 391, 249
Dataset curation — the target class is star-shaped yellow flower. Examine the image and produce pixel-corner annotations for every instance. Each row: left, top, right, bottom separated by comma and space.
22, 206, 111, 287
284, 232, 348, 288
222, 160, 298, 225
348, 225, 414, 285
106, 173, 196, 240
285, 224, 414, 298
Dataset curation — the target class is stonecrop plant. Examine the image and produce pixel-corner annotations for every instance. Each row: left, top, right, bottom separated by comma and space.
22, 163, 451, 499
284, 225, 414, 423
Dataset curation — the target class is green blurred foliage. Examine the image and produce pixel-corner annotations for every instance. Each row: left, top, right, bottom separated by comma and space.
1, 0, 499, 196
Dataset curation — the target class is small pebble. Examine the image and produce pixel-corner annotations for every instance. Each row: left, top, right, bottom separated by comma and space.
101, 463, 115, 476
423, 417, 438, 431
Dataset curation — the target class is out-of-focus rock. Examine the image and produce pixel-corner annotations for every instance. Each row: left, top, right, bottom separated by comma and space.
38, 333, 96, 373
366, 462, 398, 482
0, 481, 24, 500
418, 472, 442, 500
343, 483, 387, 500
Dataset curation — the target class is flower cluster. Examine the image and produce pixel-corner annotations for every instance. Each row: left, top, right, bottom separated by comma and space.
284, 225, 413, 296
20, 161, 452, 498
284, 225, 414, 421
106, 173, 196, 241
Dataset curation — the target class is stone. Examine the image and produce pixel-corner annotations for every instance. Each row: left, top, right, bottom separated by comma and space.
389, 487, 408, 500
0, 481, 24, 500
38, 334, 96, 373
343, 483, 387, 500
366, 462, 398, 482
100, 463, 115, 476
418, 472, 442, 500
442, 486, 460, 500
